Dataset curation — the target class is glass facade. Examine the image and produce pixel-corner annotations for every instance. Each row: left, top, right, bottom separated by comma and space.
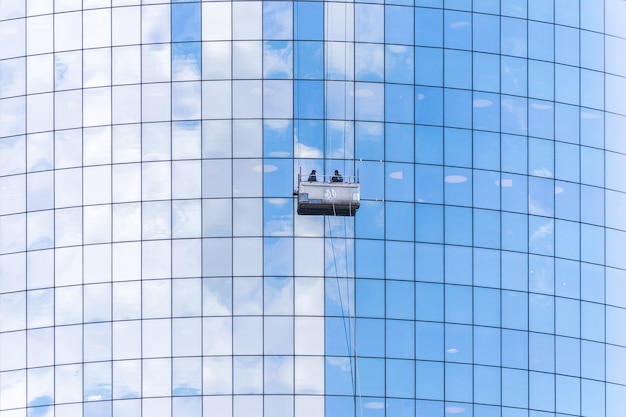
1, 0, 625, 416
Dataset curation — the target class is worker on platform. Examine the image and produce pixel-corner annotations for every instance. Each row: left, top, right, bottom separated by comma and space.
331, 170, 343, 182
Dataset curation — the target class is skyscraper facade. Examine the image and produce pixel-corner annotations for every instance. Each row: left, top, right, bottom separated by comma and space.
0, 0, 625, 416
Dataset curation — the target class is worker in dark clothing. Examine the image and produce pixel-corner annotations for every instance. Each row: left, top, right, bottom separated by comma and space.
331, 170, 343, 182
308, 170, 317, 182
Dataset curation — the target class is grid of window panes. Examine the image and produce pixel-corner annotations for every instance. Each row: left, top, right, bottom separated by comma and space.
1, 1, 626, 417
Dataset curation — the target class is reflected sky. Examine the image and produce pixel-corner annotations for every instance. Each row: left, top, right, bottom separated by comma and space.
0, 1, 625, 416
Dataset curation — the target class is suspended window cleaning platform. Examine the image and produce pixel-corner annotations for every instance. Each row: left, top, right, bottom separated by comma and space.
296, 172, 360, 216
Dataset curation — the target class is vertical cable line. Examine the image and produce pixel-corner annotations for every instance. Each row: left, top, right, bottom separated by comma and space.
229, 0, 235, 410
169, 3, 174, 415
577, 2, 582, 413
109, 2, 115, 412
139, 1, 145, 410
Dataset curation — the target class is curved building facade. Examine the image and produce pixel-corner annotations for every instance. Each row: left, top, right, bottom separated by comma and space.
1, 1, 625, 416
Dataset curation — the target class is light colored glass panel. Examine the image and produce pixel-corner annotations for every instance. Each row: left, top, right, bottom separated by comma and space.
54, 284, 82, 326
26, 289, 53, 328
83, 322, 112, 362
0, 213, 25, 254
172, 318, 202, 356
0, 174, 25, 215
265, 317, 294, 355
264, 80, 293, 118
173, 357, 202, 396
172, 161, 201, 199
55, 364, 82, 404
84, 166, 112, 205
203, 42, 231, 79
83, 48, 111, 89
234, 277, 263, 315
112, 45, 141, 84
54, 12, 81, 52
55, 129, 82, 169
233, 1, 262, 40
234, 356, 263, 394
55, 325, 82, 364
295, 357, 324, 394
173, 199, 202, 239
113, 163, 141, 203
84, 243, 111, 285
142, 201, 172, 240
84, 283, 111, 323
295, 396, 325, 417
173, 121, 201, 159
0, 292, 25, 333
83, 9, 111, 48
232, 159, 262, 197
203, 357, 232, 395
233, 317, 263, 355
202, 2, 231, 40
172, 81, 201, 120
55, 90, 82, 130
142, 5, 170, 43
0, 254, 25, 295
28, 0, 53, 15
55, 51, 82, 90
26, 210, 52, 250
113, 203, 141, 242
27, 54, 53, 94
0, 58, 25, 99
142, 122, 171, 161
142, 319, 172, 358
295, 238, 324, 277
0, 18, 25, 60
326, 42, 355, 80
143, 358, 172, 398
173, 279, 202, 317
113, 359, 141, 399
27, 93, 53, 133
142, 161, 171, 200
112, 6, 140, 46
233, 198, 262, 237
142, 83, 171, 122
172, 239, 201, 278
233, 238, 263, 276
54, 207, 83, 247
84, 361, 112, 401
233, 119, 262, 158
233, 41, 262, 79
233, 80, 263, 118
265, 277, 293, 315
325, 2, 354, 42
141, 272, 171, 318
112, 241, 141, 281
295, 317, 324, 355
113, 322, 142, 360
264, 356, 294, 394
113, 124, 141, 163
27, 328, 53, 368
84, 204, 112, 244
27, 249, 53, 289
26, 367, 52, 409
0, 136, 25, 176
142, 240, 172, 279
26, 171, 52, 211
113, 281, 141, 320
203, 316, 233, 355
202, 80, 232, 119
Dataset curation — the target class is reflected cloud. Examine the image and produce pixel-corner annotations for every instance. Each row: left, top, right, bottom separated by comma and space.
364, 401, 385, 409
445, 406, 467, 414
450, 21, 470, 29
445, 175, 467, 183
532, 168, 553, 178
531, 102, 552, 110
253, 164, 278, 173
389, 171, 403, 180
473, 99, 492, 108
